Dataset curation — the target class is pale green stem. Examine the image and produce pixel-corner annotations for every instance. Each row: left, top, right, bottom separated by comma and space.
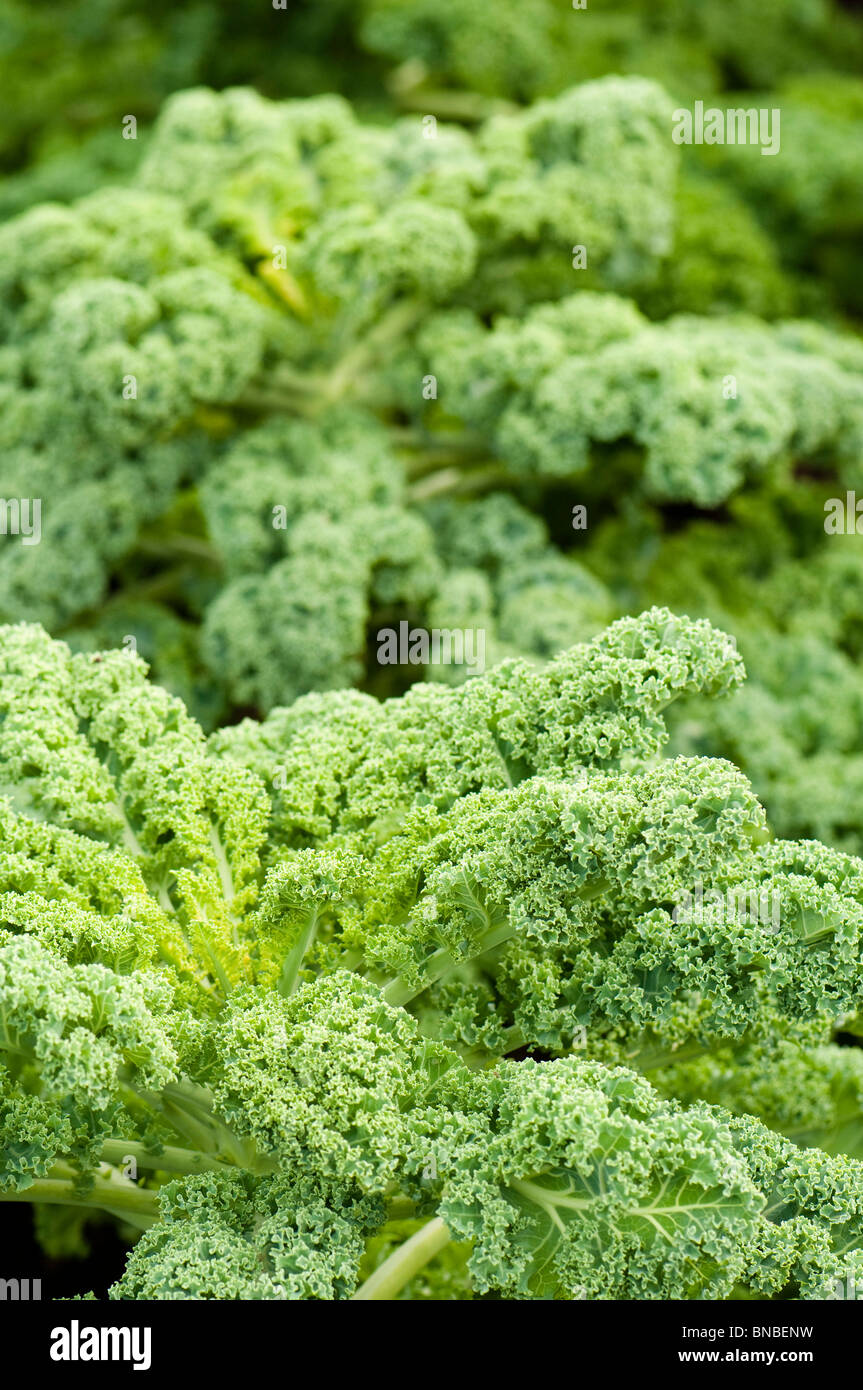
627, 1035, 744, 1073
99, 1139, 232, 1176
460, 1024, 527, 1070
241, 299, 425, 417
352, 1217, 452, 1301
382, 878, 610, 1009
129, 1079, 256, 1168
0, 1174, 160, 1230
382, 918, 514, 1008
277, 908, 321, 998
323, 299, 424, 404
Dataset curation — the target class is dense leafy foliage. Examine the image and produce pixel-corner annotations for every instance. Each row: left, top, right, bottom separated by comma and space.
0, 67, 860, 857
3, 0, 863, 1303
2, 614, 863, 1300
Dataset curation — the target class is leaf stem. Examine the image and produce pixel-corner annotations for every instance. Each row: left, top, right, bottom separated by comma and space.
0, 1173, 160, 1228
99, 1139, 232, 1176
382, 918, 514, 1008
352, 1217, 452, 1300
277, 907, 321, 997
626, 1034, 744, 1073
